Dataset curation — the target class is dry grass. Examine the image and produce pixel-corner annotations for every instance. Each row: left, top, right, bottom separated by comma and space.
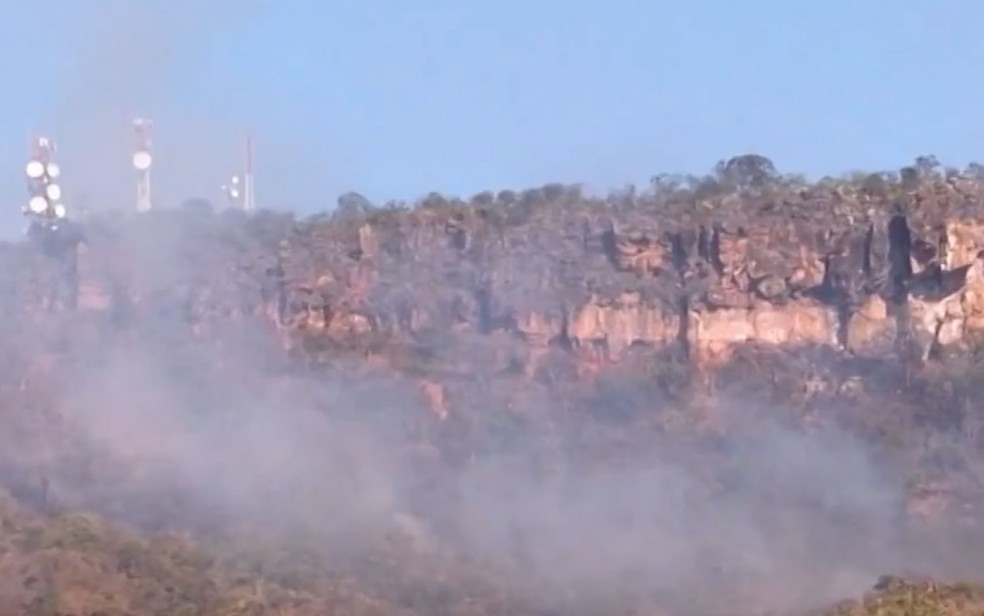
814, 576, 984, 616
0, 492, 404, 616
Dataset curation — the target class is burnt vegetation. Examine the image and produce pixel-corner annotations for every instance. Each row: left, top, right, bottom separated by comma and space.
4, 154, 984, 614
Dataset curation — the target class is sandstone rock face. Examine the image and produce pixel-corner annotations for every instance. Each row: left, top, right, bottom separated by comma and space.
846, 294, 897, 355
7, 171, 984, 377
689, 300, 839, 366
568, 292, 678, 358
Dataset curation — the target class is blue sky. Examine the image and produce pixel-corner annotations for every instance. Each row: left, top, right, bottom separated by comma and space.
0, 0, 981, 230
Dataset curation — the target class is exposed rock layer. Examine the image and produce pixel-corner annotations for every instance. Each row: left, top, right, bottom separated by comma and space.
20, 168, 984, 378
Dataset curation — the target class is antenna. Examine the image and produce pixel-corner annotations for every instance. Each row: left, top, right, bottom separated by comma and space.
24, 135, 68, 226
243, 132, 256, 211
132, 118, 153, 212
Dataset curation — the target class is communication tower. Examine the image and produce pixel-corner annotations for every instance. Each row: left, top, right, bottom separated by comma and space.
221, 134, 256, 211
132, 118, 153, 212
221, 174, 242, 208
24, 136, 68, 228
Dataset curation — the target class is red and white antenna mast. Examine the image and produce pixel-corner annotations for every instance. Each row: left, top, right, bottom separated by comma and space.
132, 118, 153, 212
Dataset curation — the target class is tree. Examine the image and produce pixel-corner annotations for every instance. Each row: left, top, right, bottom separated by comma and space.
541, 183, 566, 201
965, 162, 984, 181
333, 192, 375, 224
650, 173, 685, 195
861, 173, 889, 199
519, 188, 545, 206
900, 166, 920, 190
470, 191, 495, 206
914, 154, 941, 178
687, 175, 725, 201
716, 154, 779, 190
496, 189, 517, 205
337, 192, 374, 214
420, 192, 449, 210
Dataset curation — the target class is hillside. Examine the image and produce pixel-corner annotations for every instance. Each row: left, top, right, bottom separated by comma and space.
4, 153, 984, 614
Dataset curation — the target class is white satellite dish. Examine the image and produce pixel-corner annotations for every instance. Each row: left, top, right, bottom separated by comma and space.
45, 162, 60, 178
132, 150, 152, 170
26, 160, 44, 179
45, 184, 61, 201
28, 196, 47, 213
53, 203, 66, 218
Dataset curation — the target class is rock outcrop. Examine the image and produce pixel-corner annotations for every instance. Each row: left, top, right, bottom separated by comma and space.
11, 162, 981, 382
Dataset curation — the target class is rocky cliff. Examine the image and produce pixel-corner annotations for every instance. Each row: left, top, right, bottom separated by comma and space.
4, 155, 984, 615
34, 156, 984, 374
